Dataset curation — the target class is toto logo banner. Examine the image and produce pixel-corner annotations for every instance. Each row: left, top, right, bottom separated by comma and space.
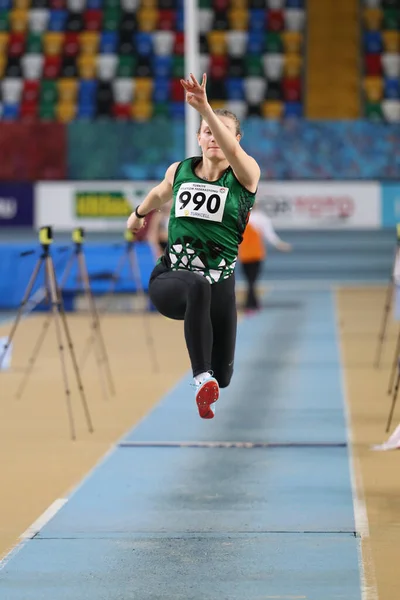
256, 182, 380, 229
0, 183, 34, 227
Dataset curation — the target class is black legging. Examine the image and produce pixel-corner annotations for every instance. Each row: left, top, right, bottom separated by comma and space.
149, 262, 237, 387
241, 261, 262, 309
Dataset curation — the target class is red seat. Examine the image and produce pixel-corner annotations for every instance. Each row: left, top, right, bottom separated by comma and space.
158, 10, 176, 31
83, 10, 103, 32
112, 103, 131, 119
210, 55, 228, 80
64, 33, 79, 57
22, 80, 40, 103
20, 101, 38, 122
171, 77, 185, 101
43, 55, 62, 79
213, 0, 230, 11
49, 0, 66, 8
268, 10, 284, 32
365, 53, 382, 76
8, 32, 25, 57
282, 77, 301, 102
173, 32, 184, 55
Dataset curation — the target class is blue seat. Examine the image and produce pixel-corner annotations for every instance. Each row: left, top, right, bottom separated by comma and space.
364, 31, 383, 53
247, 31, 265, 54
152, 55, 172, 78
134, 32, 153, 56
2, 103, 19, 120
284, 101, 302, 118
47, 9, 68, 32
76, 104, 96, 119
169, 101, 185, 119
0, 0, 12, 9
99, 31, 118, 54
176, 9, 184, 32
87, 0, 103, 7
226, 77, 245, 100
249, 9, 265, 32
152, 77, 171, 103
78, 80, 98, 103
286, 0, 304, 8
384, 77, 400, 99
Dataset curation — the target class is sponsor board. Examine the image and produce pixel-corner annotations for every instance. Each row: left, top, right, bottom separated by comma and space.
35, 181, 157, 230
0, 183, 33, 227
256, 182, 380, 229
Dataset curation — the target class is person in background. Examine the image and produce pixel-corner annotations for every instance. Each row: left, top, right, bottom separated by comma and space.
238, 203, 292, 312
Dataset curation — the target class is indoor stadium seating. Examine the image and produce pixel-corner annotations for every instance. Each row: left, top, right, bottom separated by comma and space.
363, 0, 400, 122
0, 0, 305, 121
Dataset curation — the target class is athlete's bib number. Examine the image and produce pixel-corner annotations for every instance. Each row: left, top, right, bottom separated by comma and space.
175, 182, 228, 223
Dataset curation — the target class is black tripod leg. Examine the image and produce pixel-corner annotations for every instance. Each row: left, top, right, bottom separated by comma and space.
375, 277, 393, 368
45, 255, 77, 441
128, 247, 159, 373
78, 252, 114, 399
386, 368, 400, 432
0, 256, 44, 370
15, 314, 52, 400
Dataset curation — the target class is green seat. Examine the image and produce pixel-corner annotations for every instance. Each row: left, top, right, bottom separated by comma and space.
365, 101, 383, 121
39, 102, 56, 120
117, 55, 136, 77
383, 7, 400, 29
40, 80, 58, 104
244, 55, 264, 76
0, 10, 9, 31
172, 55, 184, 78
103, 0, 120, 7
103, 7, 121, 31
266, 32, 283, 53
27, 32, 42, 53
153, 102, 169, 117
198, 0, 212, 7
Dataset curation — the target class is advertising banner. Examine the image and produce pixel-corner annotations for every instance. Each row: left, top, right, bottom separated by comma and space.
35, 181, 157, 231
0, 183, 34, 227
256, 182, 381, 229
381, 184, 400, 228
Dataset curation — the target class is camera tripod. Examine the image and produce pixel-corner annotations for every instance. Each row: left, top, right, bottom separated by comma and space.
0, 226, 94, 440
79, 230, 159, 373
58, 228, 115, 400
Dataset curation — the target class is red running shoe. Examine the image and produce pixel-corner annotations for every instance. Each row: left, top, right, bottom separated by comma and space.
195, 377, 219, 419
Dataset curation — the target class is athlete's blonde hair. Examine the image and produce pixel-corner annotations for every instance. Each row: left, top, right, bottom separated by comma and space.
198, 109, 242, 137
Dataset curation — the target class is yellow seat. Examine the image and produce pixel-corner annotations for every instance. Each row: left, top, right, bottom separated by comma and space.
262, 101, 284, 120
284, 53, 302, 77
134, 77, 153, 102
364, 76, 384, 102
43, 32, 64, 56
140, 0, 158, 8
9, 9, 28, 32
136, 8, 158, 32
227, 8, 249, 31
79, 31, 99, 55
58, 78, 78, 103
230, 0, 247, 8
383, 31, 400, 53
363, 8, 383, 30
0, 56, 6, 78
210, 100, 226, 111
0, 33, 9, 54
77, 55, 96, 79
14, 0, 31, 8
131, 100, 153, 121
56, 101, 76, 123
282, 31, 303, 54
207, 31, 227, 56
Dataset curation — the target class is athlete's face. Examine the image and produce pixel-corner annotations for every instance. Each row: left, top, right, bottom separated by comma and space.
197, 117, 240, 160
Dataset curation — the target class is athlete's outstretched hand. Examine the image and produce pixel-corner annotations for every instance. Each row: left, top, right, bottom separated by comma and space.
180, 73, 208, 114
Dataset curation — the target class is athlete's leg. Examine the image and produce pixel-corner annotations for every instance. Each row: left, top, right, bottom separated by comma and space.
148, 265, 213, 377
210, 274, 237, 388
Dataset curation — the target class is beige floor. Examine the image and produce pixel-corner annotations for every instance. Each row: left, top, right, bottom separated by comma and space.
1, 287, 399, 600
337, 286, 400, 600
0, 311, 190, 559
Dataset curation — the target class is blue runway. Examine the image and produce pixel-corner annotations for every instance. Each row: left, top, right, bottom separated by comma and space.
0, 289, 364, 600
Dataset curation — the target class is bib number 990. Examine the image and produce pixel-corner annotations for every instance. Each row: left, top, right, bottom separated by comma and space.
179, 191, 221, 214
175, 183, 228, 223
